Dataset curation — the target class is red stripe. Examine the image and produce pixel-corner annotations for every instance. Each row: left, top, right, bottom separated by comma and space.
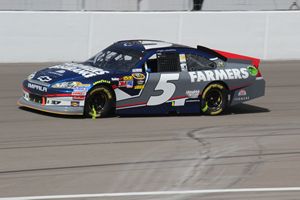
22, 86, 30, 93
116, 101, 147, 109
46, 93, 73, 97
169, 96, 187, 100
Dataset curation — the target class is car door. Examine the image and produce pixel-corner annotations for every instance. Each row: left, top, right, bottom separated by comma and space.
115, 50, 191, 112
144, 50, 194, 107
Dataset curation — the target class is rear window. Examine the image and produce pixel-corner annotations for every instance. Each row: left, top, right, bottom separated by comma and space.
186, 54, 216, 71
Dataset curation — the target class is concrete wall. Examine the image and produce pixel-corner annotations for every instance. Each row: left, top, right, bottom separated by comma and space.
0, 0, 193, 11
0, 11, 300, 62
202, 0, 298, 11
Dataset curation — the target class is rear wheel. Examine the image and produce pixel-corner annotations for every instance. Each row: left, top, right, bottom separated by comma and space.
84, 86, 114, 118
201, 83, 228, 115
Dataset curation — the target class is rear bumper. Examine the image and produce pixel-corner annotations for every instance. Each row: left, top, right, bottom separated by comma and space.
18, 97, 84, 115
230, 78, 265, 105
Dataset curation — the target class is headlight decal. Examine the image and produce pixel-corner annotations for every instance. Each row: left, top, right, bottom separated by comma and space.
51, 82, 90, 89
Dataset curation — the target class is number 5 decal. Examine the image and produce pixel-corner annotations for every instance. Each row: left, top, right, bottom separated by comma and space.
147, 73, 180, 106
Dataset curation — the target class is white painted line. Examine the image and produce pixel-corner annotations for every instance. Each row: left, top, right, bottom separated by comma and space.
1, 187, 300, 200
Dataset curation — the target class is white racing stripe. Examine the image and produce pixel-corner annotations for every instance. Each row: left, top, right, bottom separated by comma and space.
1, 187, 300, 200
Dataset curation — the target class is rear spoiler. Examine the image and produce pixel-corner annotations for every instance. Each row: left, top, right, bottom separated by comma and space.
197, 45, 261, 77
197, 45, 260, 67
197, 45, 227, 61
213, 49, 260, 67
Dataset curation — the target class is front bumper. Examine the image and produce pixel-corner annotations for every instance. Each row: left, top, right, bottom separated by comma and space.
18, 97, 84, 115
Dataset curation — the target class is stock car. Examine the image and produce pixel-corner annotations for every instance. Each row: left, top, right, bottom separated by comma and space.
18, 40, 265, 118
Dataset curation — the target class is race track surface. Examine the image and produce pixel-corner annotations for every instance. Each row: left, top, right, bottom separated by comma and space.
0, 61, 300, 199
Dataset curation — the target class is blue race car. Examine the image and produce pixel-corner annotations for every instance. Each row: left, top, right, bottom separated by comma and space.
18, 40, 265, 118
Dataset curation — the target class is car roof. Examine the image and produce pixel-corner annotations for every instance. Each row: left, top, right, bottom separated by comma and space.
113, 40, 223, 60
115, 40, 192, 51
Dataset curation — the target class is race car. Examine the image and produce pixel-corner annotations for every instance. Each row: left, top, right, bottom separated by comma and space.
18, 40, 265, 118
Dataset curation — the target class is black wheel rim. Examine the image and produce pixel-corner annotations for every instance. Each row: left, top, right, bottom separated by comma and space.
205, 89, 222, 109
87, 92, 107, 117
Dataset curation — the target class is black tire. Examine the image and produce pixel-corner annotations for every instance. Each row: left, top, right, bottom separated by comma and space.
201, 83, 228, 115
84, 85, 114, 118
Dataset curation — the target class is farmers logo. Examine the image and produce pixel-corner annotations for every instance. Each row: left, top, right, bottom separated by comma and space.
189, 68, 249, 83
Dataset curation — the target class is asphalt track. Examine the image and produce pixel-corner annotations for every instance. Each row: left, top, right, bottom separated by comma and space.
0, 61, 300, 199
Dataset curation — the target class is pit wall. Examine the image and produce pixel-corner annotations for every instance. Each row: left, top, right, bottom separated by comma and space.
1, 11, 299, 62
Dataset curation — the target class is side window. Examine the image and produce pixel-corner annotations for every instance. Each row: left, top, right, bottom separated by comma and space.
186, 54, 216, 71
157, 52, 181, 72
144, 51, 181, 73
145, 54, 158, 73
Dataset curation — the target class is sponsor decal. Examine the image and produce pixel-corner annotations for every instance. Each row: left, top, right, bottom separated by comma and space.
189, 68, 249, 83
132, 73, 145, 80
37, 76, 52, 82
72, 86, 87, 97
93, 80, 111, 85
132, 68, 143, 73
247, 65, 258, 76
72, 91, 86, 96
122, 76, 133, 81
77, 83, 90, 87
238, 89, 247, 96
27, 83, 47, 92
234, 96, 250, 101
186, 90, 200, 98
118, 81, 127, 87
118, 80, 133, 88
126, 80, 134, 88
72, 86, 87, 95
111, 77, 119, 81
179, 54, 187, 62
73, 86, 88, 91
134, 85, 144, 90
72, 96, 85, 100
49, 63, 109, 78
137, 80, 144, 85
71, 101, 80, 107
217, 61, 225, 67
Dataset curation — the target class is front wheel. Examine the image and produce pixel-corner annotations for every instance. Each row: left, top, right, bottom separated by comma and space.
84, 86, 114, 118
201, 83, 228, 115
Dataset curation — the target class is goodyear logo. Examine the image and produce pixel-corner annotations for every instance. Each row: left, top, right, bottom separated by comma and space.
93, 80, 111, 85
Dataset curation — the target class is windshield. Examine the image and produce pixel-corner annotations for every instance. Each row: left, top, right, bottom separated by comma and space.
84, 47, 143, 72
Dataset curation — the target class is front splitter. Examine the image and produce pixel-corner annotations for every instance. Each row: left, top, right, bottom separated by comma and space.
17, 97, 84, 115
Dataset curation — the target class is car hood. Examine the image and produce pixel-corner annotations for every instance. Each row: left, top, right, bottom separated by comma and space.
31, 63, 110, 84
